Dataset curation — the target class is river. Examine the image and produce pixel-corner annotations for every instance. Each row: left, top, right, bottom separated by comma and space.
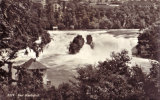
14, 29, 152, 86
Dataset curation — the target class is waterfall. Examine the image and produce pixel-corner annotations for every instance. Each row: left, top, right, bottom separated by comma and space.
14, 29, 152, 86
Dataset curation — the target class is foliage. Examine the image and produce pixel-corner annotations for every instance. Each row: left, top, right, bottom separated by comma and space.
99, 18, 113, 29
136, 23, 160, 61
0, 0, 51, 94
1, 50, 160, 100
58, 23, 66, 30
45, 1, 160, 30
73, 50, 160, 100
1, 69, 45, 99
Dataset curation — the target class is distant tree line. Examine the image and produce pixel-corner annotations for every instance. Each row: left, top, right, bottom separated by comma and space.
44, 1, 160, 30
15, 1, 160, 30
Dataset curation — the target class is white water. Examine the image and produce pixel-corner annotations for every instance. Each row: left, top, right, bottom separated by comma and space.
14, 29, 152, 86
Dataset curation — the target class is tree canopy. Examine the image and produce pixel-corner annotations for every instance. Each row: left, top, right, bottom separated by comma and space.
136, 22, 160, 61
45, 1, 160, 29
23, 50, 160, 100
0, 0, 50, 84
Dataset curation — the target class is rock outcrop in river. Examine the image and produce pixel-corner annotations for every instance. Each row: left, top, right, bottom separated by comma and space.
86, 35, 94, 49
69, 35, 85, 54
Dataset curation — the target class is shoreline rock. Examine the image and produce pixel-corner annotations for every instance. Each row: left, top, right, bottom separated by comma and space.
69, 35, 85, 54
86, 35, 94, 49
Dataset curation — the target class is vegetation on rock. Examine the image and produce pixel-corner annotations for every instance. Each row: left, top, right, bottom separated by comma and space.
69, 35, 85, 54
86, 35, 94, 49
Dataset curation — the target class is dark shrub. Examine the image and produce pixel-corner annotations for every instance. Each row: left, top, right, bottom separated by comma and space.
58, 23, 65, 30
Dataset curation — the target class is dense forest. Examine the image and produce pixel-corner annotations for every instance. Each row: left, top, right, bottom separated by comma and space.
44, 1, 160, 30
16, 0, 160, 30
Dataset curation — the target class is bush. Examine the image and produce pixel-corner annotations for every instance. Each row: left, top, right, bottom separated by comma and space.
58, 23, 66, 30
73, 50, 160, 100
99, 19, 113, 29
136, 23, 160, 61
89, 22, 99, 29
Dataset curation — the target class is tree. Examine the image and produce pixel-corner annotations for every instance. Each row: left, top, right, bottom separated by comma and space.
0, 0, 50, 88
58, 23, 66, 30
73, 50, 160, 100
58, 83, 76, 100
112, 20, 122, 29
89, 22, 99, 29
136, 23, 160, 61
44, 86, 61, 100
139, 19, 146, 30
81, 16, 90, 29
143, 61, 160, 100
99, 18, 113, 29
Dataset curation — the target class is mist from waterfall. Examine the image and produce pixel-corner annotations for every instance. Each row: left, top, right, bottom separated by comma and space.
14, 29, 152, 86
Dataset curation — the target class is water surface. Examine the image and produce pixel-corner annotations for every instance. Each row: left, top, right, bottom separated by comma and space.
15, 29, 152, 86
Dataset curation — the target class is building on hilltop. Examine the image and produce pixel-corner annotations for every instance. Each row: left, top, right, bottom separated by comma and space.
46, 0, 69, 12
53, 1, 62, 12
60, 0, 69, 11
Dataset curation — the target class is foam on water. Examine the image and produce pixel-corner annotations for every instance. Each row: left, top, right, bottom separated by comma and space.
15, 30, 151, 69
14, 30, 152, 86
